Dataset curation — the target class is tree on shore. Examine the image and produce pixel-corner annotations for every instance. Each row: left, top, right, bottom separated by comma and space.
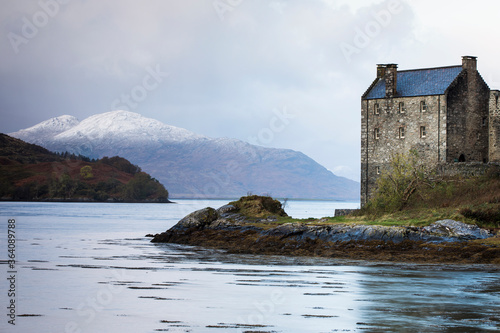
369, 149, 433, 212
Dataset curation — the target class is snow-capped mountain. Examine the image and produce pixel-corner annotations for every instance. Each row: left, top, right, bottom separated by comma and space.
11, 115, 80, 145
55, 111, 202, 143
10, 111, 359, 200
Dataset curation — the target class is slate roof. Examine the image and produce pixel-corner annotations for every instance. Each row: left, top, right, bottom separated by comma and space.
364, 65, 463, 99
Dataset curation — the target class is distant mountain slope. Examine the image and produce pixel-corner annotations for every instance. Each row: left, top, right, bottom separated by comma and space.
11, 115, 80, 145
10, 111, 359, 200
0, 134, 169, 202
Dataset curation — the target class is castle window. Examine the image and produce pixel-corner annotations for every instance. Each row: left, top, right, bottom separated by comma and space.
420, 126, 426, 138
420, 100, 427, 112
374, 103, 380, 115
398, 102, 405, 114
398, 127, 405, 139
375, 166, 381, 175
374, 128, 380, 140
482, 117, 487, 126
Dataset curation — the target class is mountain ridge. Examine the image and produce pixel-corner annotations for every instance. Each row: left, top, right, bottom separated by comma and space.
10, 110, 360, 200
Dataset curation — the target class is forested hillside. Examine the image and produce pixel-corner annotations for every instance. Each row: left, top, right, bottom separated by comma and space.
0, 134, 169, 202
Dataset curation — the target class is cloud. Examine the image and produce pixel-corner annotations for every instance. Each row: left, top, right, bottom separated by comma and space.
3, 0, 498, 184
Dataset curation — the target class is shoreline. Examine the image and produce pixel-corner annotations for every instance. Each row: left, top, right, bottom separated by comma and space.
150, 201, 500, 266
151, 227, 500, 265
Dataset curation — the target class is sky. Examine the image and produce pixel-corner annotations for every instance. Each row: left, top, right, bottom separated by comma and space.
1, 0, 500, 181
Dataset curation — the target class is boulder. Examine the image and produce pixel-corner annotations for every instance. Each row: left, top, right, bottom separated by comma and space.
173, 207, 218, 230
423, 220, 492, 240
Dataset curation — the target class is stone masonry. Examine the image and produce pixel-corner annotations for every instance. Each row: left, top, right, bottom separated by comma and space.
361, 56, 499, 206
490, 90, 500, 162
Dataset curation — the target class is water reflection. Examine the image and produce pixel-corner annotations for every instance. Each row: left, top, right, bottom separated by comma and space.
1, 201, 498, 333
356, 268, 500, 332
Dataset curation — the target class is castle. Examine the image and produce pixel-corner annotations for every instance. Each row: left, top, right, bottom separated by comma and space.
361, 56, 500, 206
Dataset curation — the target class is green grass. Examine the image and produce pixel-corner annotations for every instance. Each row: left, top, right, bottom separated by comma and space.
230, 175, 500, 230
356, 172, 500, 229
239, 205, 480, 229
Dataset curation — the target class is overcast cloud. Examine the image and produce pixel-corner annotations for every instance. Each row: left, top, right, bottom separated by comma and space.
1, 0, 500, 181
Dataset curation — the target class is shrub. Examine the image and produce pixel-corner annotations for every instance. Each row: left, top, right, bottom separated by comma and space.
369, 150, 433, 213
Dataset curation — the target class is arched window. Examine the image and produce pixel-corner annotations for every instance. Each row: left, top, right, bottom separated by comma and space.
458, 154, 466, 162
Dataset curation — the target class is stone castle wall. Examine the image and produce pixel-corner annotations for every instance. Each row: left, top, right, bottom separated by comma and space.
446, 71, 490, 163
490, 90, 500, 162
361, 94, 446, 205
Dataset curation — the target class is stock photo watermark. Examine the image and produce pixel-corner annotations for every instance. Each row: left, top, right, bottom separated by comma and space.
110, 64, 169, 111
236, 289, 285, 332
339, 0, 403, 63
64, 269, 132, 333
183, 105, 295, 203
6, 218, 17, 326
247, 106, 295, 146
213, 0, 287, 21
213, 0, 244, 21
185, 160, 242, 199
7, 0, 71, 54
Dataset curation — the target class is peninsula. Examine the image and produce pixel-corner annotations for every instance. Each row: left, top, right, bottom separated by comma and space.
0, 133, 170, 203
150, 195, 500, 265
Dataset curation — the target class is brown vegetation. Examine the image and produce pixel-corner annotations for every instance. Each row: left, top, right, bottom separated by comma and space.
0, 133, 169, 202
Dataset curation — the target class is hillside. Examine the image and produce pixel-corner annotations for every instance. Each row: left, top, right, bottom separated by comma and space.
9, 111, 360, 200
0, 134, 169, 202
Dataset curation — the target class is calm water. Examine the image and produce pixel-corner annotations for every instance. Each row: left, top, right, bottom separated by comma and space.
0, 200, 499, 333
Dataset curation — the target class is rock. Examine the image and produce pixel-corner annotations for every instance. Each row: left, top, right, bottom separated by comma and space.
264, 223, 307, 237
423, 220, 492, 240
149, 198, 499, 264
152, 202, 494, 247
216, 204, 237, 215
173, 207, 219, 230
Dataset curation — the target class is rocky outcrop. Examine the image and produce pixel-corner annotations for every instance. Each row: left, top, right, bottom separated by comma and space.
150, 197, 500, 264
151, 205, 493, 244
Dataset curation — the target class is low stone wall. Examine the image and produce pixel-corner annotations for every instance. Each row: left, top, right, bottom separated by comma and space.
334, 209, 357, 217
436, 162, 500, 178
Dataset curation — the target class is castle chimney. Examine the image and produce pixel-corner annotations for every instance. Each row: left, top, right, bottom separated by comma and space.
385, 64, 398, 98
462, 56, 477, 72
377, 64, 386, 79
